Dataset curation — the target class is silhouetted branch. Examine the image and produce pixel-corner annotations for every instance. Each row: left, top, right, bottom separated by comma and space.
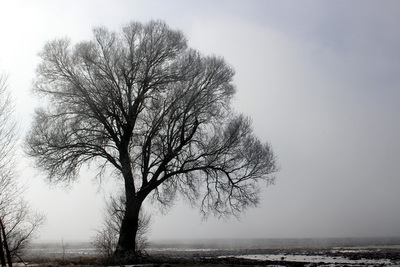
0, 74, 45, 263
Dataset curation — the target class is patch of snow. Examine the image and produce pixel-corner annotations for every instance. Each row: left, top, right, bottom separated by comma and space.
223, 254, 395, 265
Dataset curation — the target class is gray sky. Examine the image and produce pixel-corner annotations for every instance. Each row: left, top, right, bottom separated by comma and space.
1, 0, 399, 242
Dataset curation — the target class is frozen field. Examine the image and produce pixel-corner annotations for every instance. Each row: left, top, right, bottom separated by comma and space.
23, 237, 400, 266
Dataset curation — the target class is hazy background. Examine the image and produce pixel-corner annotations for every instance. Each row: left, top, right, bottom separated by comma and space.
0, 0, 399, 242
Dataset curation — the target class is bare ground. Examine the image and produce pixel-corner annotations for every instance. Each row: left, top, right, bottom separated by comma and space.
18, 247, 400, 266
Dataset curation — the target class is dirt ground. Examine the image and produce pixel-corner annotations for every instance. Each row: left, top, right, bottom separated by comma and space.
20, 247, 400, 266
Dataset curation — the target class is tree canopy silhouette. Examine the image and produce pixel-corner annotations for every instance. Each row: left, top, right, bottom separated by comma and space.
27, 20, 277, 258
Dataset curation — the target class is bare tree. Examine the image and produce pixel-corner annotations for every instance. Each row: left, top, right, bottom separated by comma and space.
0, 73, 14, 267
27, 20, 278, 259
0, 74, 45, 266
60, 238, 69, 261
92, 195, 151, 258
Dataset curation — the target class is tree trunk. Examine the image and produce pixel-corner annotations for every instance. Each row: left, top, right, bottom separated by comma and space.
114, 144, 147, 261
0, 226, 6, 267
114, 195, 143, 260
0, 218, 12, 267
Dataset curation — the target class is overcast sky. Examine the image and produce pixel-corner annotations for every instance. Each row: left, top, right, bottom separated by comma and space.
1, 0, 400, 242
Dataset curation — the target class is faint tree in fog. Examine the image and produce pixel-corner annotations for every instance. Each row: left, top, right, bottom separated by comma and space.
92, 195, 151, 257
0, 74, 45, 267
27, 20, 278, 259
60, 238, 69, 261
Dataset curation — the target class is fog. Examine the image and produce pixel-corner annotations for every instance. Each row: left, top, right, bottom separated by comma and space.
1, 0, 399, 242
